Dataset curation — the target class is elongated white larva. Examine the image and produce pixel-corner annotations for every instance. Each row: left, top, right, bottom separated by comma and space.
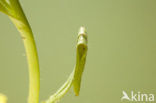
73, 26, 88, 96
45, 27, 88, 103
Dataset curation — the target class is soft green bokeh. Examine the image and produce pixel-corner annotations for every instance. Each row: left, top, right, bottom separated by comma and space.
0, 0, 156, 103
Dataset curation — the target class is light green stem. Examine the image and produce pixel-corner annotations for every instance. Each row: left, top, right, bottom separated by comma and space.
9, 10, 40, 103
10, 17, 40, 103
45, 71, 74, 103
0, 1, 40, 103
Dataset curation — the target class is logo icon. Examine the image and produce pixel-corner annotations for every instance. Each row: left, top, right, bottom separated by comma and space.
121, 91, 154, 102
121, 91, 130, 101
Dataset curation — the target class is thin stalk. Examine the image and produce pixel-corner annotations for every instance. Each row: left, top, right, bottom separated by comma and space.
0, 0, 40, 103
9, 8, 40, 103
45, 71, 74, 103
10, 17, 40, 103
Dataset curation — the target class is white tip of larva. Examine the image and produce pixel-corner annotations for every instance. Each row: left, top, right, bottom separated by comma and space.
78, 26, 87, 36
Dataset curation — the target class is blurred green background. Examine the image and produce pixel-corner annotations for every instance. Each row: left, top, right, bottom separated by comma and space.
0, 0, 156, 103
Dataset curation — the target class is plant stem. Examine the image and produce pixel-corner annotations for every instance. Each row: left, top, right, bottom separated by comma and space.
45, 71, 74, 103
7, 1, 40, 103
10, 18, 40, 103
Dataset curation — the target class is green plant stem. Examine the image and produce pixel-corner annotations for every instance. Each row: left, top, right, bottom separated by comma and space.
45, 71, 74, 103
10, 19, 40, 103
6, 1, 40, 103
